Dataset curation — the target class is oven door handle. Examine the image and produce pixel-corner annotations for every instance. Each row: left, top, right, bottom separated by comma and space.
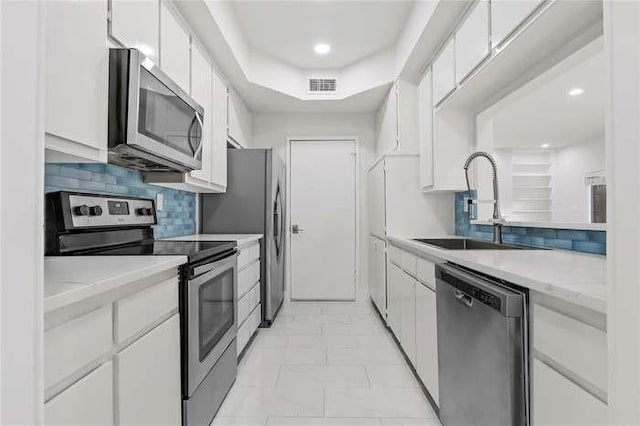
190, 249, 238, 279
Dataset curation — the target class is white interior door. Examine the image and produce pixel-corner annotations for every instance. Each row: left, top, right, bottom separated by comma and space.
290, 140, 357, 301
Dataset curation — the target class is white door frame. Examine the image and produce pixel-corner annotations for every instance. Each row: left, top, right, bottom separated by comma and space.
285, 137, 361, 303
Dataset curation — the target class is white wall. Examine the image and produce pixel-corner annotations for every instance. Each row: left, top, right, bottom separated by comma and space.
551, 139, 605, 223
251, 113, 376, 298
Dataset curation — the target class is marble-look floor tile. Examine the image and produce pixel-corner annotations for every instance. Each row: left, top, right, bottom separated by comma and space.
268, 321, 323, 335
323, 303, 375, 315
323, 323, 385, 336
277, 365, 369, 388
279, 303, 324, 315
277, 313, 351, 326
355, 334, 396, 350
267, 417, 381, 426
366, 365, 419, 388
380, 419, 441, 426
325, 388, 435, 418
242, 346, 327, 368
211, 416, 268, 426
327, 346, 404, 365
217, 385, 324, 417
235, 363, 281, 387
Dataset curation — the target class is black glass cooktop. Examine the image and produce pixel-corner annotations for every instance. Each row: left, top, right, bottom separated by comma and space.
87, 240, 237, 264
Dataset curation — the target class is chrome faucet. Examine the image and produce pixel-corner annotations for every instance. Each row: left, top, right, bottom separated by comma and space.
463, 151, 504, 244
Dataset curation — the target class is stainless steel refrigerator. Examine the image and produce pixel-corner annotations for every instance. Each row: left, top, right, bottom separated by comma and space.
200, 148, 285, 325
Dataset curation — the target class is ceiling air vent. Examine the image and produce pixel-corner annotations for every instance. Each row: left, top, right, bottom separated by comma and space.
308, 78, 337, 94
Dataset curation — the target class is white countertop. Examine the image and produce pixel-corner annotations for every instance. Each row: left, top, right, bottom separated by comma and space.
163, 234, 263, 247
388, 235, 607, 314
44, 256, 187, 314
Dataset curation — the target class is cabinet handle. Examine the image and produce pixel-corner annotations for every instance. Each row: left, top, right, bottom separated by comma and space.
454, 289, 473, 308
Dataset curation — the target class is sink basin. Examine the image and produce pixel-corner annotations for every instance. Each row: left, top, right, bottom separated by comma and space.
412, 238, 543, 250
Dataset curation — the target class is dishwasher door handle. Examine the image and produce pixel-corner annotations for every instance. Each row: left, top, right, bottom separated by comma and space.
454, 289, 474, 308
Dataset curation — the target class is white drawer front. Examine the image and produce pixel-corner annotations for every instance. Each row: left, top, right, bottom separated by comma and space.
533, 304, 607, 392
400, 250, 418, 276
533, 359, 607, 425
417, 258, 436, 289
237, 305, 260, 356
117, 275, 179, 343
238, 260, 260, 298
45, 306, 112, 389
239, 283, 261, 325
388, 245, 401, 265
238, 242, 260, 270
45, 361, 113, 425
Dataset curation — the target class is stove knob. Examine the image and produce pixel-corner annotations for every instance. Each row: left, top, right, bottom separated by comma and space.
74, 205, 90, 216
144, 207, 154, 216
89, 205, 103, 216
137, 207, 153, 216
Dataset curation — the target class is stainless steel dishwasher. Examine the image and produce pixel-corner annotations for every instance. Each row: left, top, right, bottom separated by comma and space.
435, 263, 529, 426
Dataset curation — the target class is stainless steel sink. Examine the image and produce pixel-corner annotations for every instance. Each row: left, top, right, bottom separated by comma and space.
412, 238, 544, 250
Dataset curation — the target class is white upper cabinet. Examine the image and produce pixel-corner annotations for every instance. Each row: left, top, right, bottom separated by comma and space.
44, 0, 108, 163
418, 69, 434, 189
160, 2, 190, 91
455, 0, 490, 83
491, 0, 544, 48
110, 0, 159, 64
432, 38, 456, 105
189, 42, 213, 184
227, 89, 252, 148
211, 69, 229, 190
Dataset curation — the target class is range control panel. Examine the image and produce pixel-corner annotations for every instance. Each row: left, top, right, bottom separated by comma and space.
67, 193, 156, 228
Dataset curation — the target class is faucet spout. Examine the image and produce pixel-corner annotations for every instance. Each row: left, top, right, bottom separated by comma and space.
463, 151, 503, 244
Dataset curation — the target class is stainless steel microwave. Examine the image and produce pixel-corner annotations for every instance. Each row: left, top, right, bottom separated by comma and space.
108, 48, 204, 172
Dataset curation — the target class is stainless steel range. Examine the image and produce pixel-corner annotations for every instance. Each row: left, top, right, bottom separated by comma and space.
45, 191, 238, 426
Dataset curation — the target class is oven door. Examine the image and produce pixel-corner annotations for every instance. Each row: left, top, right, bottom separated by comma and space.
186, 251, 237, 397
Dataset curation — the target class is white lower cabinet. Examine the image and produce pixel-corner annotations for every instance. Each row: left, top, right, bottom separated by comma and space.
44, 271, 181, 425
369, 236, 386, 316
45, 362, 113, 425
117, 314, 182, 425
399, 271, 417, 364
386, 260, 402, 336
415, 282, 439, 405
533, 359, 607, 425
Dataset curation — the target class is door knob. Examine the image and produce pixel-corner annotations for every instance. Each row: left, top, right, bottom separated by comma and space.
292, 224, 304, 234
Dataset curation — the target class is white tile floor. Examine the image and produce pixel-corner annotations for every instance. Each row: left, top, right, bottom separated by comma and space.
213, 292, 441, 426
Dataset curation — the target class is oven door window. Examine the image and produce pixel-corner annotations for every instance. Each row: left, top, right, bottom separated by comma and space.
198, 268, 234, 361
138, 67, 202, 158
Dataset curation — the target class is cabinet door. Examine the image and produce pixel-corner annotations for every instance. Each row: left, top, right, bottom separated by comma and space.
117, 315, 181, 425
455, 0, 490, 83
399, 271, 416, 364
416, 283, 439, 405
189, 42, 213, 184
369, 236, 386, 315
368, 161, 386, 238
160, 2, 190, 91
211, 69, 228, 190
227, 90, 251, 148
533, 359, 607, 425
110, 0, 159, 64
491, 0, 543, 48
45, 362, 113, 425
386, 260, 402, 337
418, 69, 434, 188
45, 0, 108, 163
432, 38, 455, 105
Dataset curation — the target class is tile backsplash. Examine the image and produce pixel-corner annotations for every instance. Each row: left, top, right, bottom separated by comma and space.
45, 163, 195, 238
454, 192, 606, 255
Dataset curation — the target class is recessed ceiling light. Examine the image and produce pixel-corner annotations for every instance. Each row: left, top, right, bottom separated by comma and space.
569, 88, 584, 96
314, 43, 331, 55
541, 143, 550, 149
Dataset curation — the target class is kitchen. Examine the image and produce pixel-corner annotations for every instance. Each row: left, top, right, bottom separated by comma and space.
0, 0, 638, 425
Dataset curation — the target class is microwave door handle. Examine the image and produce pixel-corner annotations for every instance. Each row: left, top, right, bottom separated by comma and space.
192, 112, 204, 158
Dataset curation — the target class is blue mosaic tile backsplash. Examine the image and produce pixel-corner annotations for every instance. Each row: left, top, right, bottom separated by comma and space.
454, 192, 606, 255
45, 163, 196, 238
